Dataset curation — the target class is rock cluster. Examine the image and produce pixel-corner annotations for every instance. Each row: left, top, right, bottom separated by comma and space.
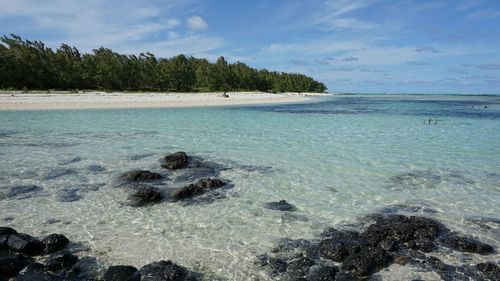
257, 214, 498, 280
120, 152, 229, 207
0, 227, 77, 280
1, 227, 201, 281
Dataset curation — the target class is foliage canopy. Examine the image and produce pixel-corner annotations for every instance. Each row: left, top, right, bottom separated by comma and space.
0, 35, 327, 93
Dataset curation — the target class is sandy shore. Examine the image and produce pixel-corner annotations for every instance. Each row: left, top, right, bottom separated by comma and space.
0, 91, 328, 111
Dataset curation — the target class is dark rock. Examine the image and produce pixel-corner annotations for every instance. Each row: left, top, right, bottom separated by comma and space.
0, 227, 17, 235
139, 260, 192, 281
281, 213, 309, 222
42, 234, 70, 254
12, 263, 58, 281
0, 228, 17, 250
129, 186, 163, 207
121, 170, 163, 182
333, 271, 359, 281
44, 169, 78, 180
379, 238, 399, 252
0, 253, 30, 278
56, 188, 82, 202
256, 255, 287, 275
0, 235, 9, 250
318, 239, 349, 262
44, 251, 78, 272
7, 185, 42, 199
438, 233, 494, 254
286, 256, 315, 273
103, 265, 139, 281
59, 157, 82, 165
7, 233, 45, 256
476, 262, 500, 281
174, 168, 218, 182
341, 246, 390, 277
162, 152, 189, 170
268, 258, 287, 274
264, 200, 297, 211
408, 237, 434, 252
170, 178, 225, 201
88, 165, 106, 172
306, 266, 338, 281
271, 238, 313, 253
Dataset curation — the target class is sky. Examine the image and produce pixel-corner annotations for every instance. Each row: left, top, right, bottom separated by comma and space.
1, 0, 500, 94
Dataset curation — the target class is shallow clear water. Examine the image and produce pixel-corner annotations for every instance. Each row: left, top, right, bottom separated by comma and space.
0, 94, 499, 280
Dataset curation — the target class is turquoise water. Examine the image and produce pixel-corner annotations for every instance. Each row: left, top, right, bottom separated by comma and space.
0, 94, 499, 280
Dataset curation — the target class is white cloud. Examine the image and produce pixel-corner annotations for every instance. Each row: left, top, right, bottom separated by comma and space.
0, 0, 224, 57
186, 16, 209, 30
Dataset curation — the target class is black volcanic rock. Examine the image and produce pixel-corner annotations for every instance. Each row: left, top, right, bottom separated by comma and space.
438, 233, 495, 254
129, 186, 163, 207
0, 253, 31, 278
139, 260, 194, 281
264, 200, 297, 211
121, 170, 163, 182
476, 262, 500, 281
0, 227, 17, 235
162, 152, 189, 170
7, 233, 45, 256
103, 265, 139, 281
170, 178, 225, 201
12, 263, 58, 281
42, 233, 69, 254
44, 251, 78, 272
260, 213, 497, 280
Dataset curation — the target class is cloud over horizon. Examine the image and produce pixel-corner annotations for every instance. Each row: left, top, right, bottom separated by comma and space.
0, 0, 499, 94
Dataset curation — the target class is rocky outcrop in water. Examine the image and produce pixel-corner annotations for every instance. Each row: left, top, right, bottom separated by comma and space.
264, 200, 297, 211
102, 265, 139, 281
128, 186, 163, 207
42, 234, 69, 254
169, 178, 226, 201
0, 227, 201, 281
161, 152, 189, 170
258, 214, 497, 280
121, 170, 163, 182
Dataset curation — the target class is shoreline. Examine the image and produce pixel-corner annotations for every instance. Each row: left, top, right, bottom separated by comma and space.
0, 91, 329, 111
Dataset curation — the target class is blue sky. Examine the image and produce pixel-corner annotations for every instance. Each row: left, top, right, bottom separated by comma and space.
1, 0, 500, 94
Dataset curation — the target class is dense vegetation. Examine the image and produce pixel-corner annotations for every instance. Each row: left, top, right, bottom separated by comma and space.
0, 35, 327, 93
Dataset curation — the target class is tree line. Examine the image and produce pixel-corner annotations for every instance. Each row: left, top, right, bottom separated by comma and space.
0, 34, 327, 93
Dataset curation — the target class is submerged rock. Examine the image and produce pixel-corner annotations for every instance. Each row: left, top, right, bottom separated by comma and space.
0, 227, 17, 235
0, 253, 31, 278
438, 233, 495, 254
264, 200, 297, 211
6, 185, 43, 200
42, 234, 69, 254
162, 152, 189, 170
44, 251, 78, 272
88, 164, 106, 173
56, 188, 82, 203
12, 263, 57, 281
43, 169, 78, 180
139, 260, 197, 281
103, 265, 139, 281
260, 213, 497, 280
128, 186, 163, 207
7, 233, 45, 256
476, 262, 500, 281
170, 178, 226, 201
121, 170, 163, 182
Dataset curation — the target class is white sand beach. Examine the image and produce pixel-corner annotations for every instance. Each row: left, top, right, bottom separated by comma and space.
0, 91, 328, 111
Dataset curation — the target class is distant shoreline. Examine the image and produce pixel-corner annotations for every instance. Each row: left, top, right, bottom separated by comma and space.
0, 91, 330, 111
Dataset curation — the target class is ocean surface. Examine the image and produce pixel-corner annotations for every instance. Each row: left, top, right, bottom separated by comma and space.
0, 94, 499, 280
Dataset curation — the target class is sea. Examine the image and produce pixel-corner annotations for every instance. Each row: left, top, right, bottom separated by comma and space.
0, 94, 499, 280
